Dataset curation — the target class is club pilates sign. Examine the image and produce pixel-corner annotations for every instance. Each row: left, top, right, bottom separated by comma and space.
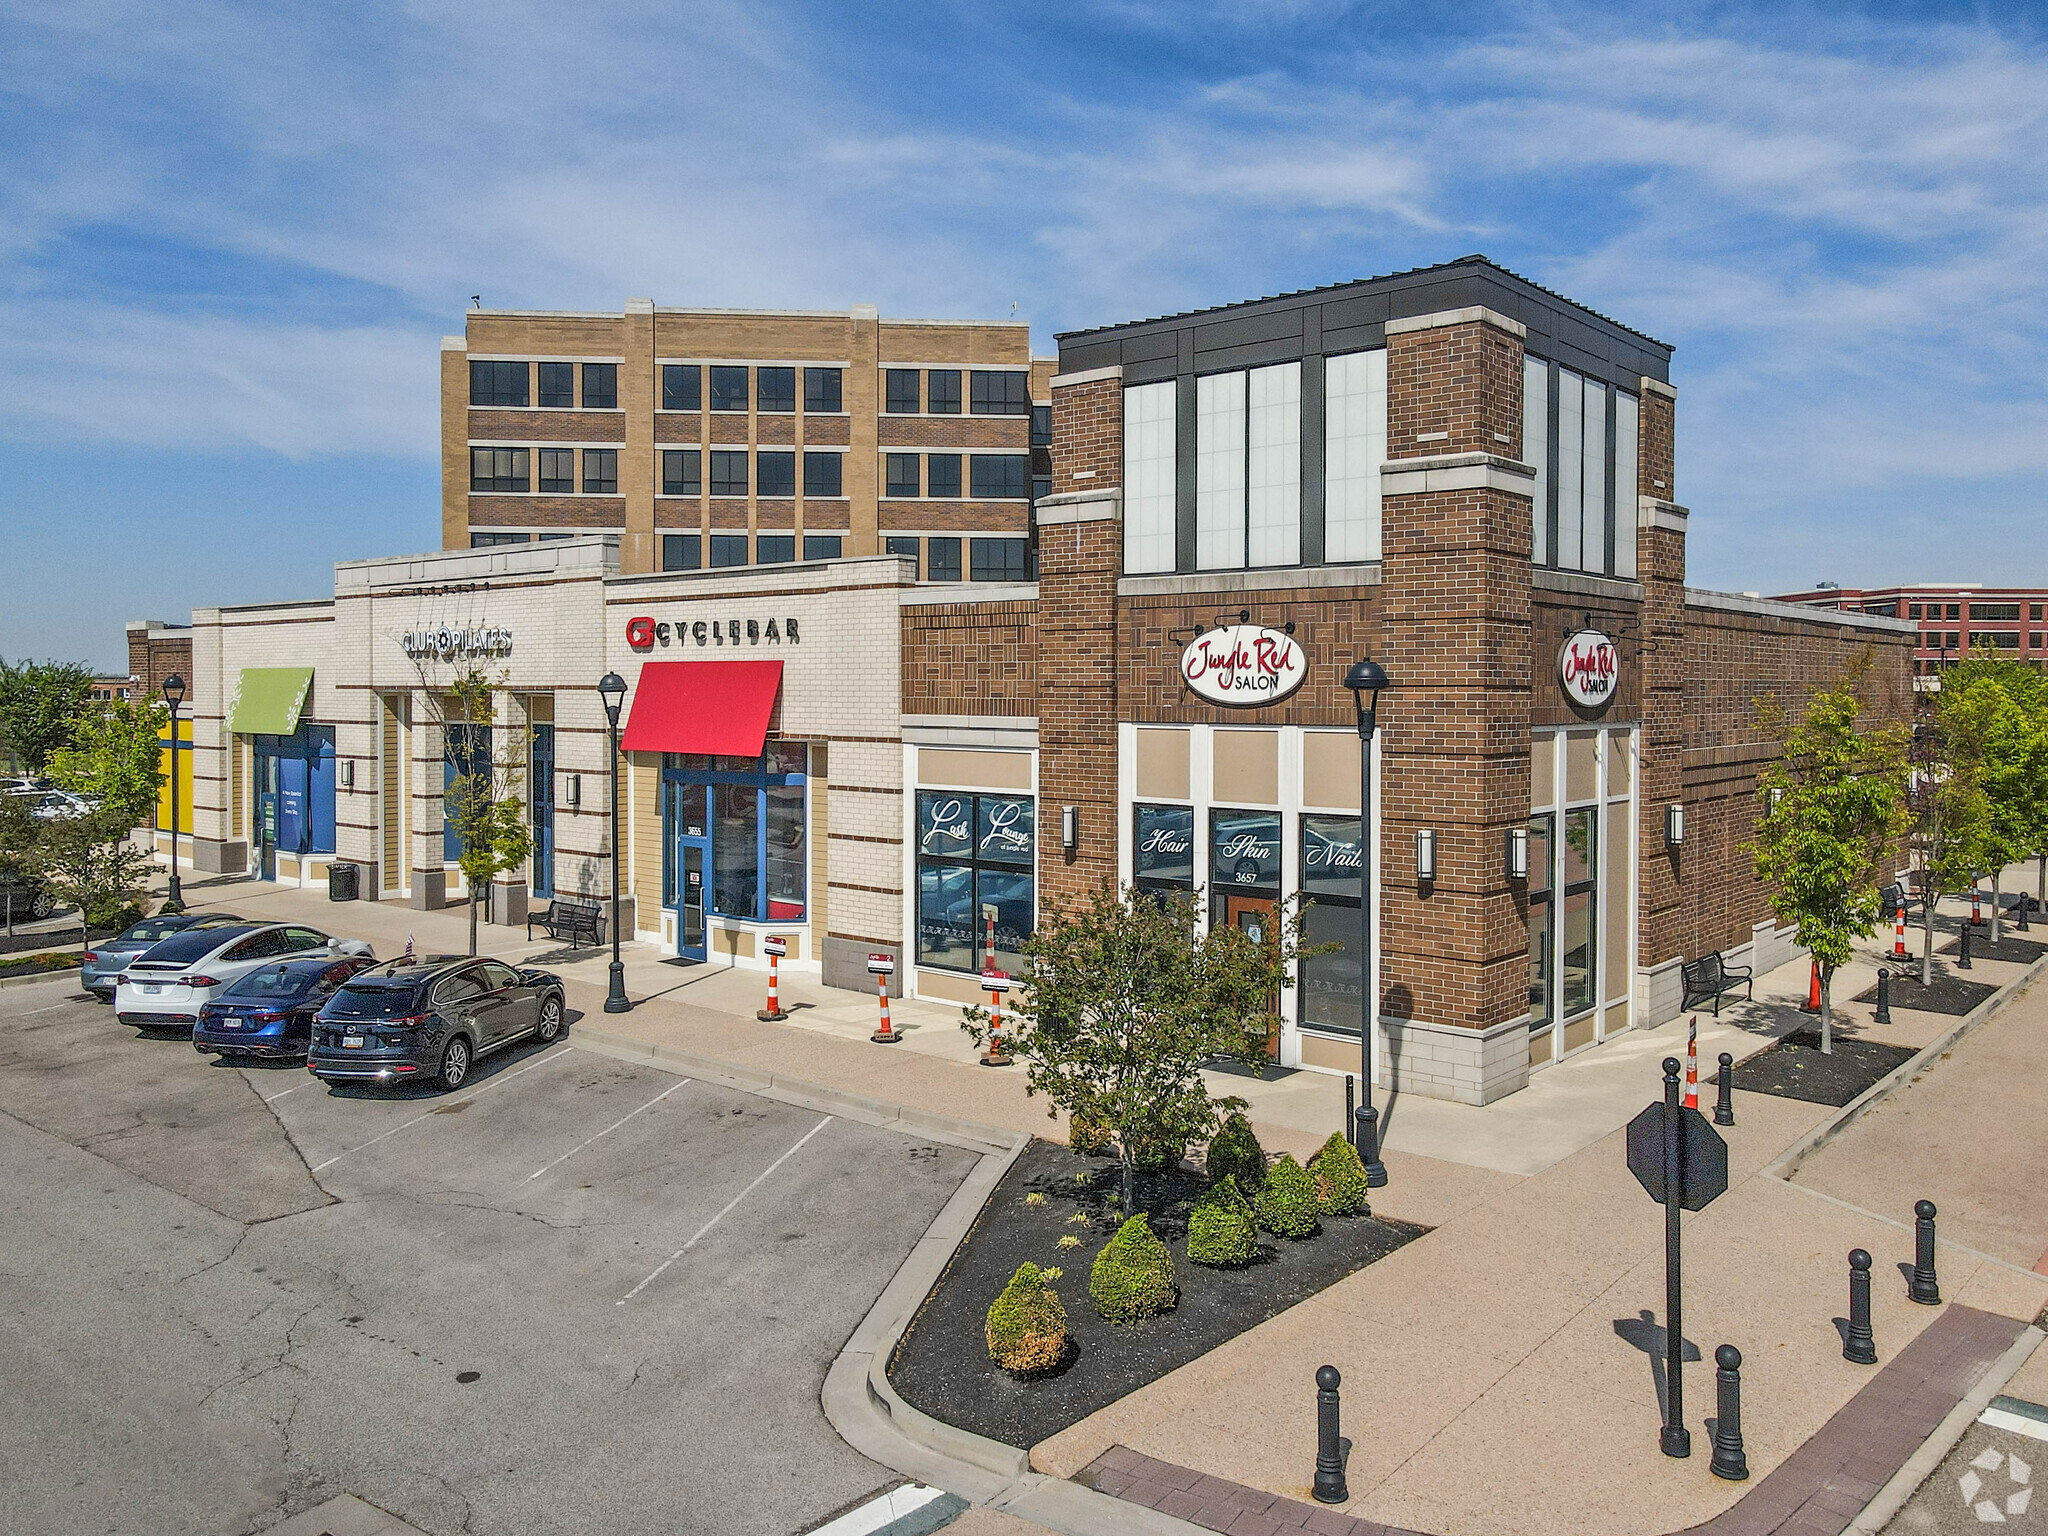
400, 624, 513, 661
1179, 625, 1308, 707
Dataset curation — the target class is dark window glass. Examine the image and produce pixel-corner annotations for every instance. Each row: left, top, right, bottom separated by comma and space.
537, 362, 574, 409
1948, 604, 1961, 619
662, 534, 701, 571
433, 971, 486, 1006
581, 363, 617, 410
757, 450, 796, 498
886, 452, 920, 498
469, 446, 530, 492
537, 448, 574, 493
804, 367, 842, 413
885, 369, 920, 414
886, 536, 921, 578
1031, 403, 1052, 445
2034, 606, 2044, 622
1971, 603, 2022, 621
470, 532, 531, 547
1301, 896, 1363, 1034
915, 791, 1035, 974
926, 453, 962, 498
970, 370, 1030, 416
1133, 804, 1196, 891
803, 451, 842, 497
1302, 816, 1363, 899
970, 453, 1028, 499
710, 366, 749, 412
970, 538, 1030, 583
468, 360, 527, 407
1908, 604, 1923, 619
756, 367, 795, 413
803, 535, 842, 561
1032, 475, 1051, 504
928, 536, 962, 582
582, 448, 618, 495
709, 450, 747, 497
662, 448, 701, 497
927, 370, 961, 414
709, 534, 748, 567
757, 534, 795, 564
663, 364, 701, 411
1210, 809, 1282, 894
326, 983, 428, 1020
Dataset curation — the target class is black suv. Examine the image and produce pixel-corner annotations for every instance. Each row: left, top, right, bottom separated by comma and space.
308, 956, 567, 1090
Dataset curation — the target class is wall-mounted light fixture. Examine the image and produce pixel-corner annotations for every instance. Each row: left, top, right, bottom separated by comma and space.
568, 773, 582, 810
340, 759, 355, 792
1415, 829, 1437, 883
1061, 804, 1079, 855
1506, 825, 1530, 881
1665, 804, 1686, 848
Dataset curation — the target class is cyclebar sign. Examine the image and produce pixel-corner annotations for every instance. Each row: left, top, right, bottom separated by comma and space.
1560, 629, 1620, 709
1180, 624, 1308, 708
626, 615, 800, 650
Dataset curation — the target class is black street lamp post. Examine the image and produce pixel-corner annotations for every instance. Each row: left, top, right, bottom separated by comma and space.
1342, 658, 1390, 1188
161, 673, 187, 914
598, 671, 631, 1014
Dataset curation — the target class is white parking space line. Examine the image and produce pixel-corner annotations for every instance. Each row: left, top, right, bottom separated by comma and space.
11, 1002, 75, 1017
262, 1082, 307, 1102
619, 1115, 832, 1304
805, 1484, 953, 1536
308, 1046, 572, 1173
523, 1077, 692, 1183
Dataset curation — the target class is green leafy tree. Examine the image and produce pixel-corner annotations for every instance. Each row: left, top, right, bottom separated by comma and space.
1939, 657, 2048, 942
46, 697, 169, 827
1907, 711, 1993, 988
34, 809, 157, 944
431, 670, 533, 957
0, 659, 96, 775
0, 793, 41, 923
1753, 655, 1909, 1052
961, 879, 1301, 1216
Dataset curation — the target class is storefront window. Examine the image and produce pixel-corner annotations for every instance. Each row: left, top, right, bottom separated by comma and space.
442, 724, 489, 862
713, 782, 760, 918
1133, 803, 1195, 893
915, 791, 1035, 974
1560, 808, 1598, 1017
661, 748, 807, 924
1299, 815, 1362, 1034
254, 723, 337, 859
1527, 813, 1553, 1026
1210, 809, 1281, 896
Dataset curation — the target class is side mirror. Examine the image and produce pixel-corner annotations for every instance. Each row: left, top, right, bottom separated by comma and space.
334, 939, 374, 958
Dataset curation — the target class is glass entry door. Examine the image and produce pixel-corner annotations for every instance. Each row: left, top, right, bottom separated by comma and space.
676, 837, 709, 962
530, 723, 555, 899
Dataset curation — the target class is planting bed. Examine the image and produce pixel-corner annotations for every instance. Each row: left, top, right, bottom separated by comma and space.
888, 1138, 1424, 1451
1849, 973, 1999, 1017
0, 952, 81, 981
1730, 1028, 1918, 1107
1937, 935, 2046, 965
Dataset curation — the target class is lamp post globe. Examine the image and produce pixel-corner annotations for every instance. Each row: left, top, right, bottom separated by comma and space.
597, 672, 631, 1014
1342, 658, 1390, 1188
161, 673, 187, 914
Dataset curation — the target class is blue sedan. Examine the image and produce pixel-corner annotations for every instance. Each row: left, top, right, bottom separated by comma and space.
194, 955, 378, 1061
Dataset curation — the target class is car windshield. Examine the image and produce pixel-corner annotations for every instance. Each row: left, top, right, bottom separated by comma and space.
136, 925, 258, 964
221, 965, 319, 1001
324, 983, 425, 1020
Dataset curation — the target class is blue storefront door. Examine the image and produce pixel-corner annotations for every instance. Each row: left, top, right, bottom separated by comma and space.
675, 836, 710, 962
530, 723, 555, 899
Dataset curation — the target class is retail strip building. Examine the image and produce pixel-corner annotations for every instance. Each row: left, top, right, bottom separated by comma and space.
176, 258, 1914, 1105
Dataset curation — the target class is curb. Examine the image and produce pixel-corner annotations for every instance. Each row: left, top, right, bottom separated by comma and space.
0, 964, 84, 993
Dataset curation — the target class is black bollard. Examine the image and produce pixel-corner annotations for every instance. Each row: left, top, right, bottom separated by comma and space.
1714, 1052, 1736, 1127
1710, 1345, 1750, 1481
1313, 1365, 1348, 1504
1959, 927, 1973, 970
1844, 1250, 1877, 1364
2019, 899, 2031, 933
1909, 1200, 1941, 1305
1345, 1075, 1356, 1146
1874, 968, 1892, 1026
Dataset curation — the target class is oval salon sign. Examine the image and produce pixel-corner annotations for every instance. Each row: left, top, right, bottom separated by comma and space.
1180, 625, 1309, 708
1560, 629, 1619, 710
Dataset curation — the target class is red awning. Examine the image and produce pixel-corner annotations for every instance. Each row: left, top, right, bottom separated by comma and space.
619, 660, 784, 756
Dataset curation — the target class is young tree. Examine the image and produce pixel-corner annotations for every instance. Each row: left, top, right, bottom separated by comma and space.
432, 669, 532, 957
1753, 656, 1910, 1053
1940, 656, 2048, 942
0, 659, 96, 775
34, 809, 158, 949
0, 792, 41, 926
46, 697, 169, 827
1907, 716, 1992, 988
961, 879, 1302, 1216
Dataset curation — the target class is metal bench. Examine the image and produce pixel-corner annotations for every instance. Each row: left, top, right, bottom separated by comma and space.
1680, 951, 1753, 1015
1880, 881, 1908, 921
526, 898, 605, 948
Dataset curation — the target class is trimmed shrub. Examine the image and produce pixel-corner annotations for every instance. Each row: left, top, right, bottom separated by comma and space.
1253, 1154, 1321, 1239
1187, 1174, 1259, 1268
1090, 1214, 1179, 1322
1129, 1125, 1187, 1174
1205, 1113, 1267, 1193
1067, 1104, 1113, 1156
985, 1262, 1069, 1375
1309, 1132, 1371, 1217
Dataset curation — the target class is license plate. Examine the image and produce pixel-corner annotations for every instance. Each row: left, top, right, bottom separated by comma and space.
219, 1020, 242, 1030
140, 985, 160, 995
343, 1037, 364, 1048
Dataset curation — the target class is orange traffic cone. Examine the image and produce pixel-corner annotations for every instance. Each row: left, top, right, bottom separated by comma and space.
1893, 908, 1908, 959
1800, 958, 1822, 1014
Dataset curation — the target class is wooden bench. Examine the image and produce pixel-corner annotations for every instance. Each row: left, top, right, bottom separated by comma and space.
526, 898, 605, 948
1680, 951, 1753, 1015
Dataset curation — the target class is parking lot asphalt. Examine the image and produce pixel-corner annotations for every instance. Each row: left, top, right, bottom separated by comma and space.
0, 976, 977, 1536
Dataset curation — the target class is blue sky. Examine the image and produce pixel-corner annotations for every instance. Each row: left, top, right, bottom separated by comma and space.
4, 0, 2046, 669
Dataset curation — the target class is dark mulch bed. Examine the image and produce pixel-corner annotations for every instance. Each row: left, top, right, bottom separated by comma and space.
888, 1139, 1425, 1451
1730, 1029, 1920, 1107
0, 953, 81, 981
1850, 973, 2001, 1017
1936, 935, 2047, 965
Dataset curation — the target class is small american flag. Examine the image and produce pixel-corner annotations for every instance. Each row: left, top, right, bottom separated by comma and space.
403, 931, 415, 961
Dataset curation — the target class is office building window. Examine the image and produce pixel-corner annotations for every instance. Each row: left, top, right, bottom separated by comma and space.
1123, 380, 1176, 575
915, 790, 1035, 973
710, 366, 749, 412
1031, 404, 1052, 446
2033, 605, 2044, 622
471, 531, 532, 548
537, 362, 574, 409
663, 364, 701, 411
969, 453, 1028, 499
1909, 604, 1923, 620
709, 534, 749, 568
886, 536, 921, 578
886, 369, 920, 414
1326, 350, 1386, 564
886, 452, 921, 498
928, 537, 962, 582
469, 360, 528, 407
1247, 360, 1301, 567
970, 538, 1030, 583
757, 367, 795, 414
802, 451, 842, 497
926, 453, 962, 499
927, 370, 962, 414
662, 449, 701, 497
580, 363, 617, 410
470, 446, 530, 492
1947, 604, 1961, 620
1033, 475, 1051, 504
662, 534, 702, 571
757, 450, 796, 498
1536, 363, 1638, 580
803, 535, 843, 561
537, 448, 574, 494
970, 371, 1030, 416
757, 534, 796, 564
804, 367, 842, 413
709, 450, 748, 497
582, 448, 618, 495
1971, 603, 2022, 621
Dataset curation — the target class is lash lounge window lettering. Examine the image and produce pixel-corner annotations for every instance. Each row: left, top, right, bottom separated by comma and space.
916, 791, 1034, 975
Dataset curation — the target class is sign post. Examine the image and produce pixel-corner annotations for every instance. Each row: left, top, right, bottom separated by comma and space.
1627, 1056, 1730, 1458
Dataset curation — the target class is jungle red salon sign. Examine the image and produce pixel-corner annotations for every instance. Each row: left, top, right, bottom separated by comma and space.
1559, 629, 1619, 709
1179, 624, 1309, 708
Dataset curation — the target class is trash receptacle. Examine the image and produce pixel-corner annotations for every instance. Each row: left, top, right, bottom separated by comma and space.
328, 862, 359, 902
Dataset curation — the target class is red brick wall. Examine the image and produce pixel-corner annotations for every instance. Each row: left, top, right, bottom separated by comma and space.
1386, 321, 1524, 459
1050, 376, 1120, 494
901, 600, 1040, 716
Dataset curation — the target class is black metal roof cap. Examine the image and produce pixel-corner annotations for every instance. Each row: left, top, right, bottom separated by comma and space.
1053, 253, 1672, 354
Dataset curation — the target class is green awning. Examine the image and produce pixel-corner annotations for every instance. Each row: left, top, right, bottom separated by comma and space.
229, 667, 313, 736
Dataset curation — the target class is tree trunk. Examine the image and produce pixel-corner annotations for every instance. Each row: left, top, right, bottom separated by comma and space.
1992, 870, 2004, 945
1819, 966, 1833, 1055
1922, 889, 1937, 988
2037, 852, 2044, 910
468, 886, 479, 957
1119, 1148, 1136, 1218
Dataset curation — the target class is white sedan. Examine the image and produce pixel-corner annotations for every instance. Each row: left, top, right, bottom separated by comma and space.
115, 922, 372, 1030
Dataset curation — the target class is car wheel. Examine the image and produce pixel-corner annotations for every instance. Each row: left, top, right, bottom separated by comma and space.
437, 1036, 472, 1092
28, 892, 55, 920
535, 996, 563, 1044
